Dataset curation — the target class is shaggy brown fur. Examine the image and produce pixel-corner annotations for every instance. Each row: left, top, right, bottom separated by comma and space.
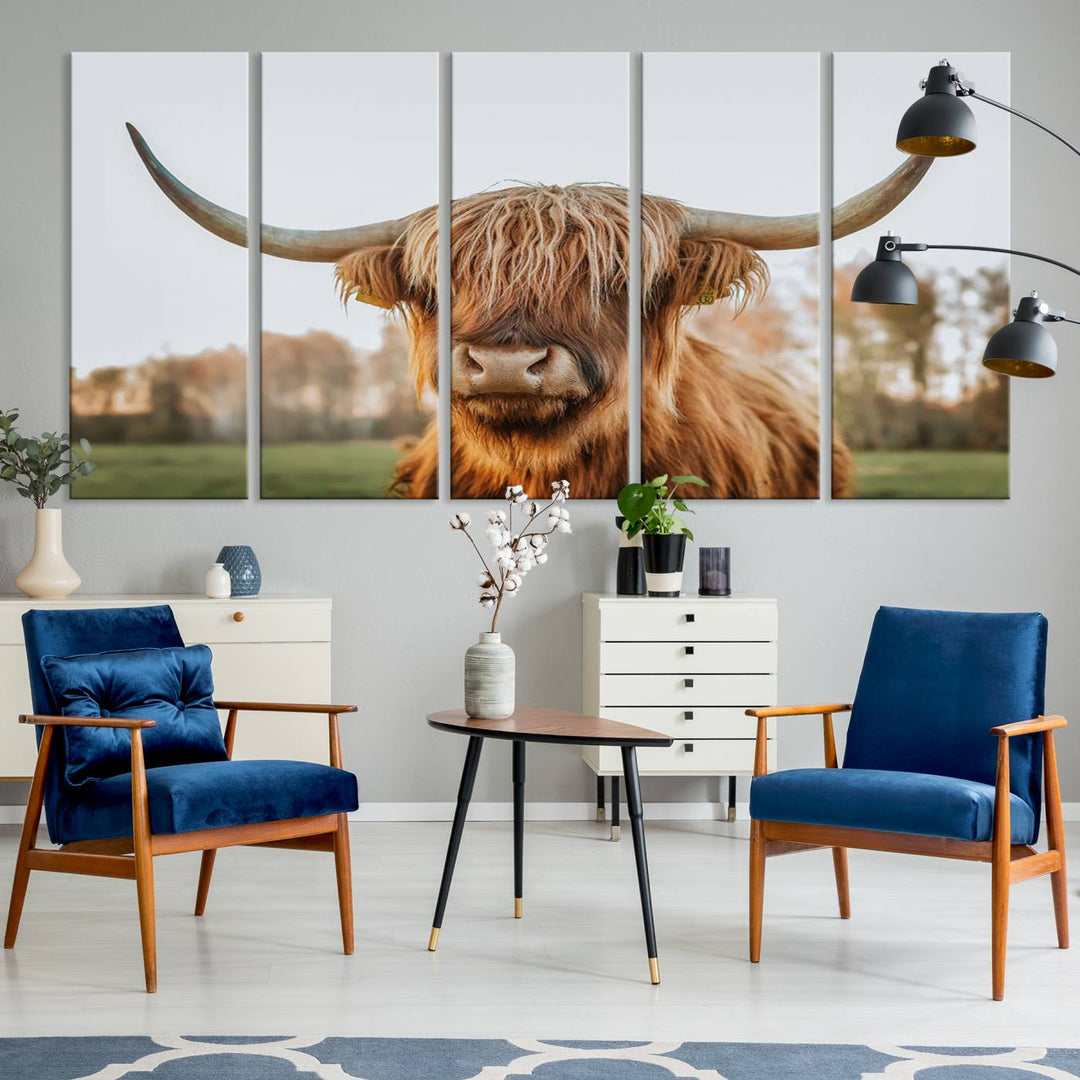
335, 183, 848, 499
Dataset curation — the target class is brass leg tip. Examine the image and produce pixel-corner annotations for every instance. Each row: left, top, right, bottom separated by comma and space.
514, 897, 523, 919
727, 806, 737, 823
648, 957, 660, 984
610, 826, 621, 842
428, 927, 440, 951
596, 808, 606, 822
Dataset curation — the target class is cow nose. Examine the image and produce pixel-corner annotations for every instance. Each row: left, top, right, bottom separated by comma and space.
460, 346, 551, 393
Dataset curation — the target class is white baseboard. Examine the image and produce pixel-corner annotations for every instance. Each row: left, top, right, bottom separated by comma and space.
3, 801, 1080, 826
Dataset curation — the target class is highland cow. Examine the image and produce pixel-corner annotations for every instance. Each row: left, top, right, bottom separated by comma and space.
126, 123, 931, 498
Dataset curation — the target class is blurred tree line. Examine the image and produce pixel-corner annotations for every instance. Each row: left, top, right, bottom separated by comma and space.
833, 261, 1009, 452
72, 323, 427, 445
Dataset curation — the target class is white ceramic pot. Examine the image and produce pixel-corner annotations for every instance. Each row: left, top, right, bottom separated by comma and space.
15, 508, 81, 599
204, 562, 231, 599
464, 631, 515, 719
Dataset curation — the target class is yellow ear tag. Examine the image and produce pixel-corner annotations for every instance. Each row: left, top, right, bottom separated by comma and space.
352, 287, 394, 310
697, 285, 718, 306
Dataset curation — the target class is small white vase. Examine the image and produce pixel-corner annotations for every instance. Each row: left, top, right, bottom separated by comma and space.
15, 508, 81, 600
204, 562, 231, 599
464, 631, 515, 719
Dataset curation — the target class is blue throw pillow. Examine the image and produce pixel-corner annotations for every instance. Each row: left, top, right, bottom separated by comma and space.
40, 644, 228, 786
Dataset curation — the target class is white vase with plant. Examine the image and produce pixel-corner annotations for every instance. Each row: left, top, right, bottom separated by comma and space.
451, 480, 571, 718
0, 409, 96, 599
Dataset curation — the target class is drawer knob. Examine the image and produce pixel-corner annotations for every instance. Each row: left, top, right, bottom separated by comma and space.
684, 710, 694, 721
684, 645, 695, 655
684, 742, 694, 752
233, 611, 245, 623
685, 613, 695, 623
684, 678, 694, 689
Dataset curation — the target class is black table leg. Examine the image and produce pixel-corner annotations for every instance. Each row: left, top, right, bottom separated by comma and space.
513, 740, 525, 918
621, 745, 660, 984
610, 775, 621, 841
429, 735, 484, 950
596, 774, 606, 823
728, 775, 738, 823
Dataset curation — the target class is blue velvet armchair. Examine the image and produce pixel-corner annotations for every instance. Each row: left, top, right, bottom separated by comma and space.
747, 606, 1068, 1000
4, 605, 360, 992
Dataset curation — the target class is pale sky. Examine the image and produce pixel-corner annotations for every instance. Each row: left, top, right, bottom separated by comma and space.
261, 52, 439, 352
72, 52, 248, 374
453, 53, 629, 194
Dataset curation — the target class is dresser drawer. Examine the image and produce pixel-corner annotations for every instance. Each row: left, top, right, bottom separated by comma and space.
599, 601, 777, 642
591, 738, 774, 775
600, 673, 776, 708
601, 641, 776, 675
600, 705, 772, 741
172, 600, 330, 645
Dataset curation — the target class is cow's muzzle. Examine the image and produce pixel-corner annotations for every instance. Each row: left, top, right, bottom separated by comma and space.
452, 344, 588, 399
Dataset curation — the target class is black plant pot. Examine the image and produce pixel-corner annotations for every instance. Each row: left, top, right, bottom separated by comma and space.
641, 533, 687, 597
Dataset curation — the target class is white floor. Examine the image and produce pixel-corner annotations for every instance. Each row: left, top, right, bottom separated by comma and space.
1, 819, 1077, 1047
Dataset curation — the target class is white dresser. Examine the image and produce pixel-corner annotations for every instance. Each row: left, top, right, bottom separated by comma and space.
582, 592, 778, 829
0, 594, 333, 782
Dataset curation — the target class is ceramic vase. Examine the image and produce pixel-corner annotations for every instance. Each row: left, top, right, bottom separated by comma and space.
204, 562, 232, 599
642, 533, 687, 597
615, 515, 646, 596
464, 631, 515, 719
217, 545, 262, 597
15, 508, 81, 599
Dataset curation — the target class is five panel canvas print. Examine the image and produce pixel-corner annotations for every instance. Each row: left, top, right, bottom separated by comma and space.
69, 52, 1010, 501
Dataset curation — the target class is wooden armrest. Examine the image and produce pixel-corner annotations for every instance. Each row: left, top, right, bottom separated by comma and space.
213, 701, 357, 715
19, 713, 156, 729
745, 703, 852, 718
990, 715, 1067, 738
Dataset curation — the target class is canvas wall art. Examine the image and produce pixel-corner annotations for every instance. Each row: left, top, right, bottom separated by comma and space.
642, 52, 823, 499
260, 52, 439, 499
832, 52, 1011, 499
449, 52, 630, 499
71, 52, 248, 499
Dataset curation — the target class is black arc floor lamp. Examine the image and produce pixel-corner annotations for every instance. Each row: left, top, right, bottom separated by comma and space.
851, 59, 1080, 379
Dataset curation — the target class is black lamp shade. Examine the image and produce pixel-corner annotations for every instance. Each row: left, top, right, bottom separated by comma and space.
983, 320, 1058, 378
851, 256, 919, 305
896, 63, 977, 156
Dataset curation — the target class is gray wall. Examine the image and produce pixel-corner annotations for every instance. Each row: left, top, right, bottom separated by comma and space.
3, 0, 1080, 807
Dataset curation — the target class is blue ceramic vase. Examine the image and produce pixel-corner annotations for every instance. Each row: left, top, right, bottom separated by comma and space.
216, 545, 262, 597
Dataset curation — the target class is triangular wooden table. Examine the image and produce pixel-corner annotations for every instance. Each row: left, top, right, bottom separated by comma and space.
426, 706, 673, 984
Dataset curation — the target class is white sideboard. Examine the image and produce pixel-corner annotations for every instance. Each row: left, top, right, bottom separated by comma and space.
582, 592, 778, 825
0, 594, 334, 781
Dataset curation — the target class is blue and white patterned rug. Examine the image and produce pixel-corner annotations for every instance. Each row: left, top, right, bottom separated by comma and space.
2, 1038, 1079, 1079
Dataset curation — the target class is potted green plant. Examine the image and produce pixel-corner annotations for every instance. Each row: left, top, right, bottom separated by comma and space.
617, 474, 706, 596
0, 409, 96, 599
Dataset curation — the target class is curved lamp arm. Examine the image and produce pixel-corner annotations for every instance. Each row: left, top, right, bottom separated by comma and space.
898, 241, 1080, 281
966, 89, 1080, 161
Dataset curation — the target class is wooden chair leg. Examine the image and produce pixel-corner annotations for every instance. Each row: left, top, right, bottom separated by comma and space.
1044, 731, 1070, 949
131, 732, 157, 993
194, 850, 216, 916
991, 736, 1011, 1001
4, 727, 52, 950
749, 819, 765, 962
333, 813, 354, 955
832, 847, 851, 919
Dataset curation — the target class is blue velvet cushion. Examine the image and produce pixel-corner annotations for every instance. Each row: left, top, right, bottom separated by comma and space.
750, 767, 1037, 844
40, 645, 228, 786
51, 759, 360, 843
23, 605, 186, 845
843, 606, 1047, 832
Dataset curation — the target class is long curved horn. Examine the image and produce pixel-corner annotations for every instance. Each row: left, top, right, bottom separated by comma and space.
680, 155, 933, 250
126, 123, 410, 262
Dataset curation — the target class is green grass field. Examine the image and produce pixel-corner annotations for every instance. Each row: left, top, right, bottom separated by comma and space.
72, 444, 247, 499
851, 450, 1009, 499
261, 440, 404, 498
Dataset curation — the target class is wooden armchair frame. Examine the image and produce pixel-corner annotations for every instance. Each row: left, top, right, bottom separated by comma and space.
4, 700, 358, 993
747, 703, 1069, 1001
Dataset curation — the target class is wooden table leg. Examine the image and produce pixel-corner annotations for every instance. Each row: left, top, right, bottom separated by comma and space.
621, 745, 659, 984
429, 735, 484, 951
513, 740, 525, 918
610, 775, 621, 842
